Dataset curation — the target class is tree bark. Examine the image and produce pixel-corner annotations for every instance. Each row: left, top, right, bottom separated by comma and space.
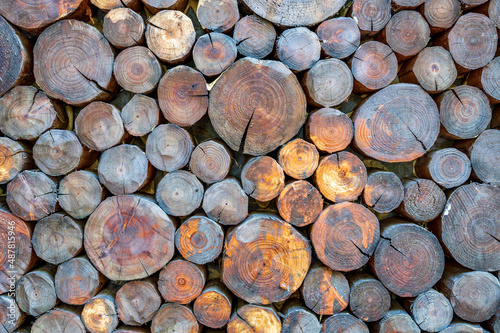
276, 180, 323, 227
362, 170, 404, 214
189, 140, 232, 184
156, 170, 204, 217
103, 8, 145, 49
202, 178, 248, 225
305, 108, 353, 154
233, 15, 276, 59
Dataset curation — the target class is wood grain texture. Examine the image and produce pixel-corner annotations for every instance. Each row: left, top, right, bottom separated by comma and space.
306, 108, 353, 154
156, 170, 204, 216
276, 180, 323, 227
241, 156, 285, 202
202, 178, 248, 225
58, 171, 103, 219
233, 15, 276, 59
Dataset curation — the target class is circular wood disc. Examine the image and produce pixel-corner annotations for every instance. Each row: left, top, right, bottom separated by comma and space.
467, 129, 500, 185
323, 313, 369, 333
121, 94, 159, 137
151, 303, 200, 333
306, 108, 353, 154
408, 46, 457, 93
316, 17, 360, 59
197, 0, 239, 32
351, 0, 391, 33
276, 181, 323, 227
209, 57, 307, 155
222, 214, 311, 304
227, 304, 281, 333
423, 0, 460, 30
363, 171, 404, 214
0, 137, 32, 184
276, 27, 321, 72
32, 308, 86, 333
158, 259, 206, 304
84, 195, 176, 280
278, 138, 319, 180
16, 268, 57, 317
193, 32, 238, 77
410, 289, 453, 332
58, 170, 103, 219
116, 280, 161, 326
384, 11, 430, 58
351, 41, 397, 91
415, 148, 471, 188
233, 15, 276, 59
156, 170, 204, 217
241, 156, 285, 202
397, 178, 446, 223
103, 8, 145, 49
202, 178, 248, 225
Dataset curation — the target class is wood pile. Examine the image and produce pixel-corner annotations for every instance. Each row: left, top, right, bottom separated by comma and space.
0, 0, 500, 332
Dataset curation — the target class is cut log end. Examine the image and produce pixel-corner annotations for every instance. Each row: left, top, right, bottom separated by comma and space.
278, 138, 319, 180
306, 108, 353, 154
156, 170, 204, 217
316, 17, 360, 59
277, 180, 323, 227
233, 15, 276, 59
363, 170, 404, 214
241, 156, 285, 202
189, 140, 232, 184
202, 178, 248, 225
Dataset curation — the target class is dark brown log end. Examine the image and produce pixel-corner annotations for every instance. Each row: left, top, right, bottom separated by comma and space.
348, 273, 391, 322
277, 180, 323, 227
363, 170, 404, 214
193, 281, 232, 328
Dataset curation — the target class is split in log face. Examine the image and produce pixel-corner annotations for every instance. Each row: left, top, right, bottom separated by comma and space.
197, 0, 239, 32
301, 264, 349, 315
34, 19, 118, 107
0, 86, 66, 141
202, 178, 248, 225
233, 15, 276, 59
421, 0, 460, 33
438, 264, 500, 322
121, 94, 159, 137
305, 108, 353, 154
55, 256, 106, 305
98, 144, 154, 195
175, 215, 224, 265
151, 303, 200, 333
281, 299, 321, 333
406, 289, 453, 332
193, 32, 238, 77
313, 151, 367, 203
302, 58, 353, 107
374, 305, 420, 333
114, 46, 162, 94
311, 202, 380, 272
0, 210, 34, 294
399, 46, 457, 93
322, 313, 369, 333
156, 170, 204, 217
34, 129, 96, 176
436, 183, 500, 271
378, 11, 430, 60
396, 178, 446, 223
241, 156, 285, 202
103, 8, 145, 49
84, 195, 176, 280
157, 65, 208, 127
351, 41, 397, 93
348, 273, 391, 322
116, 279, 161, 326
415, 148, 471, 189
316, 17, 360, 59
278, 138, 319, 180
145, 124, 195, 172
351, 0, 391, 37
145, 10, 196, 64
371, 220, 445, 297
352, 83, 440, 163
193, 281, 232, 328
222, 214, 311, 304
363, 170, 404, 214
158, 259, 206, 304
75, 102, 126, 151
32, 308, 86, 333
142, 0, 188, 13
240, 0, 348, 27
32, 213, 83, 265
91, 0, 142, 11
436, 85, 491, 140
0, 16, 33, 97
467, 57, 500, 104
227, 304, 281, 333
277, 27, 321, 72
0, 295, 25, 332
59, 171, 103, 219
189, 140, 232, 184
276, 180, 323, 227
0, 137, 32, 185
208, 57, 306, 155
6, 170, 58, 221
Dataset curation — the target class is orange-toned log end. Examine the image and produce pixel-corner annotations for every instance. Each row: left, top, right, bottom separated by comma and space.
208, 57, 306, 155
116, 279, 161, 326
175, 215, 224, 265
241, 156, 284, 202
0, 295, 26, 332
222, 214, 311, 304
396, 178, 446, 223
233, 15, 276, 59
193, 32, 237, 77
59, 171, 103, 219
193, 281, 232, 328
436, 183, 500, 271
0, 86, 66, 141
156, 170, 204, 217
322, 313, 369, 333
91, 0, 142, 12
351, 41, 397, 93
348, 273, 391, 322
103, 8, 145, 49
422, 0, 460, 33
15, 266, 58, 317
55, 256, 106, 305
415, 148, 471, 189
281, 299, 321, 333
158, 65, 208, 127
227, 304, 281, 333
84, 195, 176, 280
352, 83, 439, 162
306, 108, 353, 154
351, 0, 391, 37
122, 94, 159, 137
158, 258, 207, 304
0, 137, 32, 185
363, 170, 404, 214
374, 304, 420, 333
278, 138, 319, 180
75, 102, 126, 151
276, 180, 323, 227
313, 151, 366, 203
404, 289, 453, 332
32, 307, 86, 333
316, 17, 360, 59
151, 303, 200, 333
82, 291, 119, 333
371, 219, 445, 297
311, 202, 379, 272
189, 140, 232, 184
301, 264, 349, 315
202, 178, 249, 225
0, 210, 34, 294
198, 0, 239, 32
467, 57, 500, 105
399, 46, 456, 93
32, 213, 83, 265
6, 170, 57, 221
